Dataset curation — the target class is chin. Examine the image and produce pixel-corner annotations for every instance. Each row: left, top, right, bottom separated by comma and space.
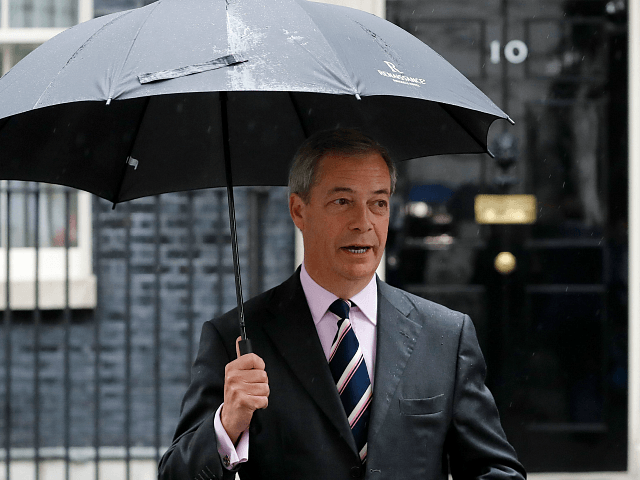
343, 265, 378, 282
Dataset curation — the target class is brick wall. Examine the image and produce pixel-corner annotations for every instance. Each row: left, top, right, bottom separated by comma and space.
0, 187, 294, 451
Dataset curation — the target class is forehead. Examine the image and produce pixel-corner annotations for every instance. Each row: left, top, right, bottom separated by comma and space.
314, 152, 391, 189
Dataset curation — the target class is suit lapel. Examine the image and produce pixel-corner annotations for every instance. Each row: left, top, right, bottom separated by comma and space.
369, 280, 422, 439
263, 271, 358, 455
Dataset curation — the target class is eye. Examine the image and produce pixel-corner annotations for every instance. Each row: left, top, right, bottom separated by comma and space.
333, 198, 348, 205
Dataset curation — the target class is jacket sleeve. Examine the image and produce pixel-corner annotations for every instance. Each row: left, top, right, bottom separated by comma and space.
446, 315, 527, 480
158, 321, 238, 480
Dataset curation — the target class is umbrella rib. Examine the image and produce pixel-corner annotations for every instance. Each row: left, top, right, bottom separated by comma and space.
290, 0, 359, 97
287, 92, 310, 138
31, 10, 135, 110
106, 1, 162, 103
437, 102, 495, 156
111, 96, 152, 208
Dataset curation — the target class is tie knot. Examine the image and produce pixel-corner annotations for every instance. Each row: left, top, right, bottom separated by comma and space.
329, 299, 350, 320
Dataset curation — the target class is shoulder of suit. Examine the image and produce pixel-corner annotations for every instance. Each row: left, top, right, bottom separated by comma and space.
378, 279, 468, 331
207, 283, 279, 332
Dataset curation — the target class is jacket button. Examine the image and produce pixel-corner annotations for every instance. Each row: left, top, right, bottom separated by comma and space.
350, 466, 362, 478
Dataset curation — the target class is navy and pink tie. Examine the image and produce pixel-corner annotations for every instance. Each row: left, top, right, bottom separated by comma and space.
328, 299, 372, 463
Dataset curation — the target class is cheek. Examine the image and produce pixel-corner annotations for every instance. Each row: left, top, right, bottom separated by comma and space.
376, 219, 389, 244
319, 218, 343, 237
309, 218, 337, 247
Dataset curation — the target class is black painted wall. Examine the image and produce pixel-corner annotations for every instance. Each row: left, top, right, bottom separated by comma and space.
0, 188, 294, 450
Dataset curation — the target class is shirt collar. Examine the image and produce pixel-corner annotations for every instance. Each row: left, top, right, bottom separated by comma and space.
300, 263, 378, 326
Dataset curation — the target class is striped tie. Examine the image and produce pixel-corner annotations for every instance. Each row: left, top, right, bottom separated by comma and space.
328, 299, 372, 463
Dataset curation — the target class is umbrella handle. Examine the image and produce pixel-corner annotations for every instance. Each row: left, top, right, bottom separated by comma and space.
238, 339, 253, 355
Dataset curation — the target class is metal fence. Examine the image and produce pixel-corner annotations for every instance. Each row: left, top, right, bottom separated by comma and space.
0, 182, 293, 480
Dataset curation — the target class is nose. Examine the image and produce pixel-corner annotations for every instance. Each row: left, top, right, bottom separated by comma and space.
350, 202, 373, 232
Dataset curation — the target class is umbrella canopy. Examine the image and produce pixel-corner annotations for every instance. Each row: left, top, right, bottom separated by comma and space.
0, 0, 509, 204
0, 0, 511, 350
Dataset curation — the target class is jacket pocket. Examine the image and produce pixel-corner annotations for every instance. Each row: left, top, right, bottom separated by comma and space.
399, 394, 445, 416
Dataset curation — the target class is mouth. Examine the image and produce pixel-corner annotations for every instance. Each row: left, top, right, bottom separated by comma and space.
341, 246, 372, 254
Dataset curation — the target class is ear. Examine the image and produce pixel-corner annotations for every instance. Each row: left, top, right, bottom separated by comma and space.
289, 193, 306, 231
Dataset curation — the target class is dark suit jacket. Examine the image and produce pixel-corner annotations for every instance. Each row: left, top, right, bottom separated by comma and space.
158, 270, 526, 480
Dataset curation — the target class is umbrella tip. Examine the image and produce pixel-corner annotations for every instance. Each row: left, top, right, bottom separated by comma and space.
112, 202, 117, 210
106, 98, 112, 106
506, 115, 515, 125
355, 93, 361, 101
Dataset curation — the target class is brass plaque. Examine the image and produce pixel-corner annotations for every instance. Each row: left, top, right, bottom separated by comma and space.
474, 195, 537, 224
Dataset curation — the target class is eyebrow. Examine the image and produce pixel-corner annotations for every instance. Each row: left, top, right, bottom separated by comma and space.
328, 187, 390, 195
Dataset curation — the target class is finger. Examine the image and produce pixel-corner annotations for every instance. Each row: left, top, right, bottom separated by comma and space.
225, 369, 268, 385
229, 352, 266, 371
239, 369, 269, 384
225, 384, 270, 408
256, 396, 269, 410
237, 383, 270, 398
237, 390, 269, 409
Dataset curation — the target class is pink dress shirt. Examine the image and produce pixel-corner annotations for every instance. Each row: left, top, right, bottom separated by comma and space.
214, 263, 378, 469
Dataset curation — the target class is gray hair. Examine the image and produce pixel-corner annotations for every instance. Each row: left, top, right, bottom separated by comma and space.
288, 128, 397, 203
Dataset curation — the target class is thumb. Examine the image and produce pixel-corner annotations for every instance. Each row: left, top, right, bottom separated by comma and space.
235, 336, 242, 359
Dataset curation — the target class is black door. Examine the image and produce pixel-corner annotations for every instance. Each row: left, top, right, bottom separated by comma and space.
386, 0, 628, 472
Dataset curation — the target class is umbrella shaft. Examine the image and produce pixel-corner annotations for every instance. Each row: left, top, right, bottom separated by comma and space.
225, 182, 247, 337
220, 92, 248, 343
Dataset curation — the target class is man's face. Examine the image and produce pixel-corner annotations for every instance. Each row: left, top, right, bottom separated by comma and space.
289, 151, 391, 297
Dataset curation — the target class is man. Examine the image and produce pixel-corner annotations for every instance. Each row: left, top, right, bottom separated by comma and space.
158, 129, 526, 480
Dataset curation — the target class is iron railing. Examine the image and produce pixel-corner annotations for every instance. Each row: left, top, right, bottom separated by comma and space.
0, 183, 292, 480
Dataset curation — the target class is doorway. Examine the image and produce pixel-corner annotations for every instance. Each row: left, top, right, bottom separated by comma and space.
386, 0, 628, 471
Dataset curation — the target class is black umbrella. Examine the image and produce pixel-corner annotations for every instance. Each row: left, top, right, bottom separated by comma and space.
0, 0, 511, 353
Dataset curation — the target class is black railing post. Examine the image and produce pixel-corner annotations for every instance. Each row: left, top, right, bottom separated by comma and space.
124, 203, 132, 480
93, 196, 103, 480
154, 196, 162, 465
249, 189, 260, 298
186, 192, 195, 378
248, 188, 268, 298
63, 188, 72, 480
4, 184, 12, 480
216, 191, 225, 317
33, 184, 41, 480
